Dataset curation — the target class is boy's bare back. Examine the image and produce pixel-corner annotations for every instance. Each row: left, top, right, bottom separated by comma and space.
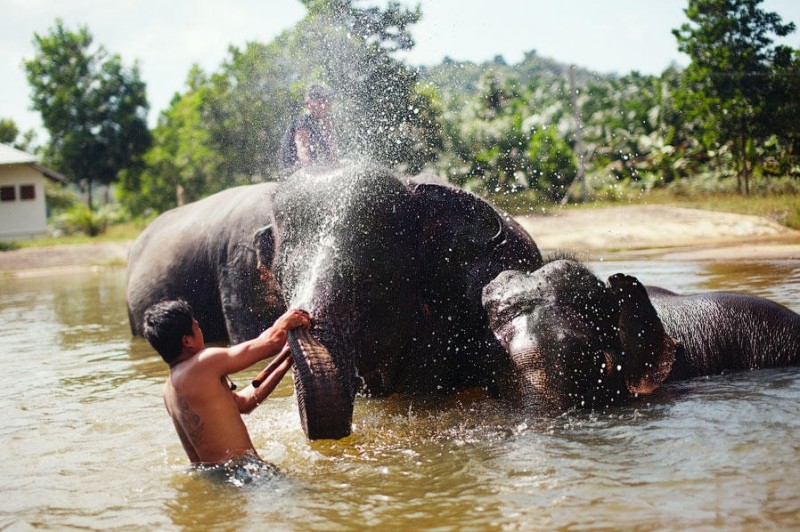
164, 357, 256, 464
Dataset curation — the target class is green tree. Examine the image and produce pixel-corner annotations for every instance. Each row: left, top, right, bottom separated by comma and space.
124, 0, 442, 215
202, 40, 297, 182
398, 82, 445, 174
449, 73, 528, 192
673, 0, 796, 193
760, 48, 800, 175
443, 69, 579, 198
528, 126, 576, 201
119, 67, 223, 214
0, 119, 36, 152
0, 119, 19, 145
580, 72, 675, 182
24, 19, 151, 209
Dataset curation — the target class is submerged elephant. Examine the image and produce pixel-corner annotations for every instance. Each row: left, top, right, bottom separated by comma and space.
482, 259, 800, 414
127, 162, 543, 439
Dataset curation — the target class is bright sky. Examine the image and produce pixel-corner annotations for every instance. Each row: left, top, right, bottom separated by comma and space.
2, 0, 800, 139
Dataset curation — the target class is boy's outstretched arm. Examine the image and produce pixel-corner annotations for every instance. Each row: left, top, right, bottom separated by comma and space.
232, 346, 294, 414
198, 309, 311, 378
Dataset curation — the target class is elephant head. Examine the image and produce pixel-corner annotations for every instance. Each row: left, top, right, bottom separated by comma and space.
267, 162, 542, 439
407, 182, 543, 395
482, 259, 676, 414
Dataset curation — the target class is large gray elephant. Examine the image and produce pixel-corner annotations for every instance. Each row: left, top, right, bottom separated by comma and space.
127, 183, 284, 344
482, 259, 800, 414
127, 162, 543, 439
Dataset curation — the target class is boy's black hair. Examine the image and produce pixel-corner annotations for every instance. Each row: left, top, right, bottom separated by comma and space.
143, 299, 195, 364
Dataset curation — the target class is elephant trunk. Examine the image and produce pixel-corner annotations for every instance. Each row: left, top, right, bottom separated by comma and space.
288, 326, 355, 440
500, 338, 580, 414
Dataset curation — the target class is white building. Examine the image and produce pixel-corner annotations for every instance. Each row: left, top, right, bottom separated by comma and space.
0, 143, 66, 242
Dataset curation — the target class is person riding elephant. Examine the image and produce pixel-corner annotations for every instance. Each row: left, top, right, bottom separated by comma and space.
278, 85, 338, 175
127, 162, 543, 439
481, 258, 800, 414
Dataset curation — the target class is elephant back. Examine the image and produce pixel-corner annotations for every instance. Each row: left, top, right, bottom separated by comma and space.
126, 183, 278, 341
648, 289, 800, 378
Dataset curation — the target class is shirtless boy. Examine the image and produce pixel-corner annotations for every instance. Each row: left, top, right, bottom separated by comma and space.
142, 300, 311, 464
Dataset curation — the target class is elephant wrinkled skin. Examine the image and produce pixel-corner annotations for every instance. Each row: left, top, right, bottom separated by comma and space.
268, 163, 542, 438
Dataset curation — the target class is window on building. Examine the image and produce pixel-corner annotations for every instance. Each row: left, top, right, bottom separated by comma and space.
20, 185, 36, 200
0, 186, 15, 202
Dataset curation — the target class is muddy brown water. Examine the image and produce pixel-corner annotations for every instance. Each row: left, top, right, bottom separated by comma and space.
1, 257, 799, 530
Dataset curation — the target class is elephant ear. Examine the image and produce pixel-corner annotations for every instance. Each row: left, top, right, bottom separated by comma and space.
607, 273, 676, 394
412, 184, 504, 256
252, 224, 275, 268
219, 226, 284, 344
250, 223, 285, 306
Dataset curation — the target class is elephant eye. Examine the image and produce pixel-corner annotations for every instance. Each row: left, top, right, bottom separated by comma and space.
496, 299, 533, 324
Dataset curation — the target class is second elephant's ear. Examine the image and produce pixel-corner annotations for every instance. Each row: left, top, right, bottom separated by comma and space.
607, 273, 677, 394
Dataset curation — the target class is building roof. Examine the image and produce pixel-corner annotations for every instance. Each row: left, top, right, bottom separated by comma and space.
32, 164, 67, 182
0, 143, 67, 182
0, 143, 37, 165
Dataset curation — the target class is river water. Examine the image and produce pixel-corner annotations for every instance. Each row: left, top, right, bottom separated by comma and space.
1, 256, 799, 530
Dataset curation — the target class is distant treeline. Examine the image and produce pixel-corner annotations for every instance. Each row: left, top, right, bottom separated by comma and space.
5, 0, 799, 217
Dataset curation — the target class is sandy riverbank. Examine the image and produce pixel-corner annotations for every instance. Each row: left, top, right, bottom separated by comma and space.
1, 205, 799, 277
516, 204, 800, 261
0, 240, 132, 276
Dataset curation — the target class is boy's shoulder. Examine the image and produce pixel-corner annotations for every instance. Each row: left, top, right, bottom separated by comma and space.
166, 365, 206, 402
173, 347, 228, 380
167, 355, 202, 384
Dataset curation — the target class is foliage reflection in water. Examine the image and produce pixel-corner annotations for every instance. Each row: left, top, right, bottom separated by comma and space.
0, 260, 799, 530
